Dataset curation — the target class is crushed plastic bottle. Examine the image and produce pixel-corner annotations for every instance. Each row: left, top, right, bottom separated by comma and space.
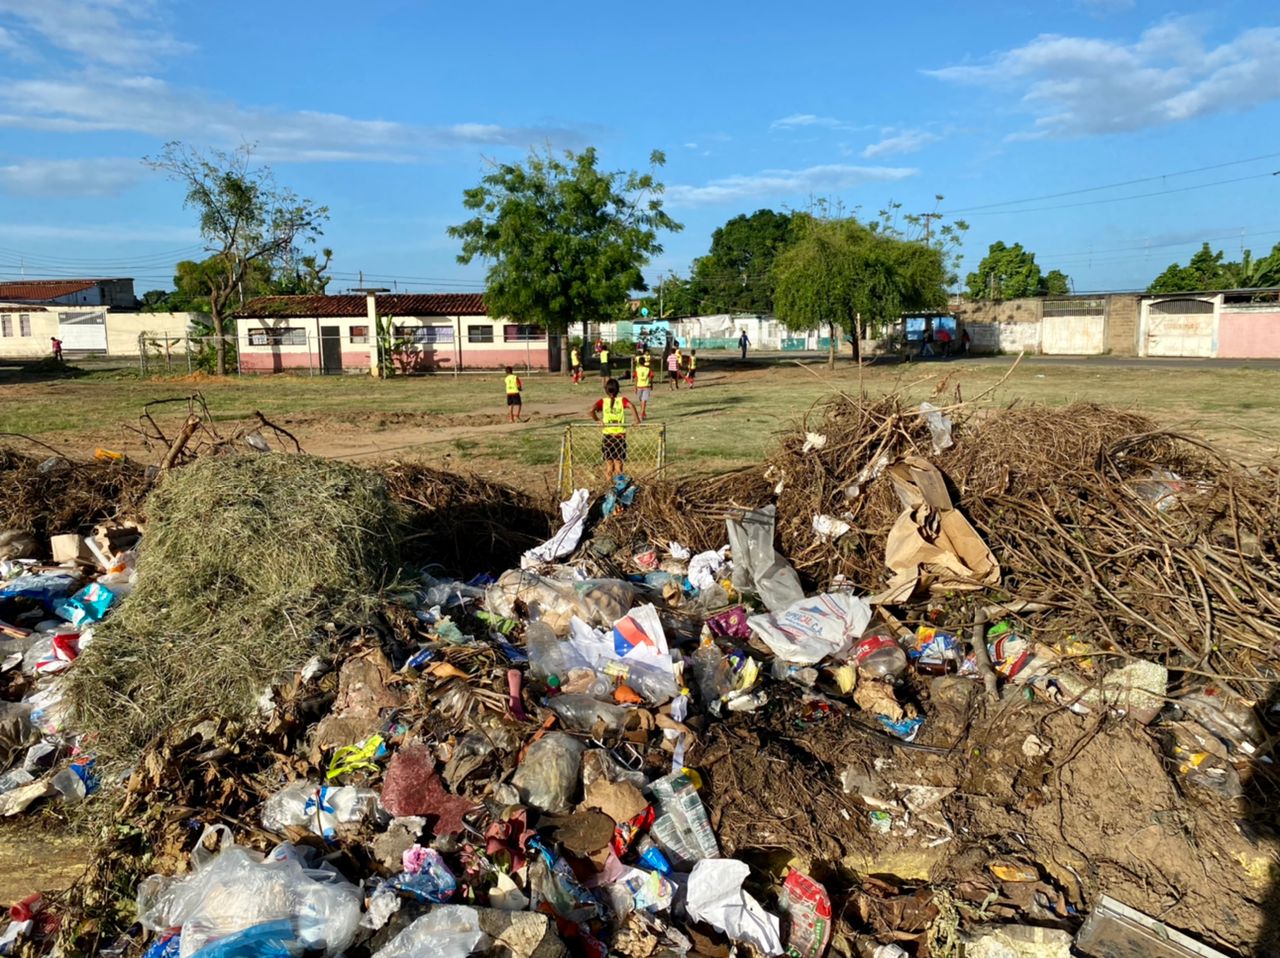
853, 629, 908, 681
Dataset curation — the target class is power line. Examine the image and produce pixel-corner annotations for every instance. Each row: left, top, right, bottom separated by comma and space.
940, 151, 1280, 215
953, 172, 1278, 217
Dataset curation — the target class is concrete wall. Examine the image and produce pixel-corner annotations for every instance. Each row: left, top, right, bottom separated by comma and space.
106, 312, 197, 355
0, 309, 58, 357
952, 297, 1043, 353
1106, 296, 1139, 355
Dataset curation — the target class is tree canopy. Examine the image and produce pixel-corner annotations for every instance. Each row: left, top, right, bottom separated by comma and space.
448, 147, 680, 339
773, 214, 950, 365
965, 241, 1071, 300
688, 209, 799, 314
145, 141, 329, 374
1147, 241, 1280, 293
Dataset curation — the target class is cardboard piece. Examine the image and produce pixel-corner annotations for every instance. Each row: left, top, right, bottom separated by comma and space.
873, 457, 999, 604
50, 534, 91, 565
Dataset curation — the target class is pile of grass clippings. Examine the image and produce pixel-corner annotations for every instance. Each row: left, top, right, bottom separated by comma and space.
0, 448, 150, 540
66, 454, 404, 764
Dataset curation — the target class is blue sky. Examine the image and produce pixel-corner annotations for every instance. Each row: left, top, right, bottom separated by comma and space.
2, 0, 1279, 298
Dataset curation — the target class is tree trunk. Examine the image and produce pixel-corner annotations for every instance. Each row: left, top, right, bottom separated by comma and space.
212, 303, 227, 376
850, 315, 862, 363
827, 322, 836, 369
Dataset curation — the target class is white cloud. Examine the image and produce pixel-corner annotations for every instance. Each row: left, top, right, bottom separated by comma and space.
862, 128, 941, 158
0, 0, 191, 68
667, 163, 917, 206
0, 74, 584, 162
0, 157, 143, 196
0, 2, 584, 166
771, 113, 856, 131
928, 20, 1280, 138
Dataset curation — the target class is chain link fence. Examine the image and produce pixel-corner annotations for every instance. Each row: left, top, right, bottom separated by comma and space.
138, 334, 241, 376
558, 422, 667, 497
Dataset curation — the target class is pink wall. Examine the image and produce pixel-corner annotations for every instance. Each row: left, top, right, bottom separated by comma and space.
239, 344, 551, 373
1218, 311, 1280, 358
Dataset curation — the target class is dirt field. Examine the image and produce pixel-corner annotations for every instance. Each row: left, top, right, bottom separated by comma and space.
3, 356, 1280, 496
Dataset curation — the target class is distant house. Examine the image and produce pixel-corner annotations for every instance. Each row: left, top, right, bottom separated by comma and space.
235, 293, 555, 373
0, 278, 137, 309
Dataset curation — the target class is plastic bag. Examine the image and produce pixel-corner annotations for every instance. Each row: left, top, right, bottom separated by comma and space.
372, 906, 489, 958
260, 782, 377, 841
748, 593, 872, 665
137, 827, 361, 958
566, 605, 679, 704
522, 489, 592, 568
187, 920, 297, 958
726, 506, 805, 613
687, 548, 729, 592
53, 582, 116, 627
0, 572, 79, 609
487, 570, 636, 635
510, 732, 585, 813
919, 401, 953, 454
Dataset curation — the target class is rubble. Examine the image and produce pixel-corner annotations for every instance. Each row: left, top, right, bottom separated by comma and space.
1, 390, 1278, 958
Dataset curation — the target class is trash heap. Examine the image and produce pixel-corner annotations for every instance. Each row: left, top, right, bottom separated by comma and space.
0, 394, 1277, 958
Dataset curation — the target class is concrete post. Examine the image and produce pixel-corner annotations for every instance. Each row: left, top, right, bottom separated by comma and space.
366, 292, 380, 377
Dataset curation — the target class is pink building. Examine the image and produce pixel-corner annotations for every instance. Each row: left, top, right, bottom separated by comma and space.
234, 293, 554, 374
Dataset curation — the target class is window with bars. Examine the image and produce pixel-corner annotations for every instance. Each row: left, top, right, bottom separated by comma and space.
0, 315, 10, 337
1043, 298, 1104, 316
468, 324, 494, 343
504, 324, 547, 342
349, 325, 369, 344
1149, 298, 1214, 315
248, 327, 308, 346
19, 313, 31, 336
395, 325, 454, 344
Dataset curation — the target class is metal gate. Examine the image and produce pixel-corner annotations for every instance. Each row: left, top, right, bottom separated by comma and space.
558, 422, 666, 497
1145, 298, 1214, 357
58, 311, 107, 351
1041, 298, 1105, 355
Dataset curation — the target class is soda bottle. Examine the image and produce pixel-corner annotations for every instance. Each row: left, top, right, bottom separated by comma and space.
853, 629, 908, 681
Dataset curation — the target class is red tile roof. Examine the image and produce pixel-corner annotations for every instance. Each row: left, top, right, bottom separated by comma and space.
0, 279, 102, 300
0, 304, 48, 312
237, 293, 487, 318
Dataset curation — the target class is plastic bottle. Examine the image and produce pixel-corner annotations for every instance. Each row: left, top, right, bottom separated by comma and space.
649, 771, 719, 865
525, 622, 588, 685
0, 768, 34, 795
51, 766, 87, 803
547, 694, 629, 732
853, 629, 908, 681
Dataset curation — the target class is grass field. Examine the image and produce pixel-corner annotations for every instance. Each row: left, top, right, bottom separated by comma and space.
3, 354, 1279, 492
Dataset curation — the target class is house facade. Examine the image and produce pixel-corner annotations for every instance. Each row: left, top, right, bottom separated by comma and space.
234, 293, 555, 373
0, 302, 194, 359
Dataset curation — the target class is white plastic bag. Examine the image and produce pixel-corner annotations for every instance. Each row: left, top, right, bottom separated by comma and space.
522, 489, 592, 568
726, 506, 805, 613
137, 826, 361, 958
373, 905, 490, 958
748, 592, 872, 665
510, 732, 585, 813
260, 782, 377, 840
686, 859, 783, 955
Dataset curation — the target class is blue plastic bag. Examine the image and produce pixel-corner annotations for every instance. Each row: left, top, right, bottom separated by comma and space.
0, 572, 79, 610
188, 919, 297, 958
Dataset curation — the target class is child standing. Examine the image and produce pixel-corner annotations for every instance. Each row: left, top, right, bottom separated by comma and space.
503, 365, 523, 422
590, 378, 639, 480
686, 350, 698, 388
570, 345, 583, 384
667, 343, 681, 390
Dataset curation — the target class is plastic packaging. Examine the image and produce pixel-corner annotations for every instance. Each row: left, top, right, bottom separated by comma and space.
371, 905, 489, 958
0, 572, 79, 609
1178, 688, 1264, 755
526, 622, 591, 684
510, 732, 585, 813
187, 920, 297, 958
548, 694, 630, 733
386, 847, 457, 903
137, 827, 361, 958
649, 771, 719, 867
487, 570, 636, 634
53, 581, 116, 626
726, 505, 806, 612
919, 401, 954, 454
748, 592, 872, 665
260, 782, 377, 841
853, 630, 908, 681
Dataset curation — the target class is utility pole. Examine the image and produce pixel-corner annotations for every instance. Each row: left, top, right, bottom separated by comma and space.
917, 212, 939, 245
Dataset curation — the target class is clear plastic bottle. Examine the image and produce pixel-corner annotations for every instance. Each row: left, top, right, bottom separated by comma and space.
525, 621, 586, 683
853, 629, 908, 681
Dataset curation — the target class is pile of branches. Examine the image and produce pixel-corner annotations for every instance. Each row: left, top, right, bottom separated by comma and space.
0, 447, 150, 539
604, 393, 1280, 696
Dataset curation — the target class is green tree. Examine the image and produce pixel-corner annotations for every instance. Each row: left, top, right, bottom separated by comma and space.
1043, 269, 1071, 295
1147, 243, 1230, 293
966, 241, 1053, 300
271, 247, 334, 295
145, 142, 329, 375
773, 214, 949, 367
448, 147, 681, 353
689, 209, 798, 314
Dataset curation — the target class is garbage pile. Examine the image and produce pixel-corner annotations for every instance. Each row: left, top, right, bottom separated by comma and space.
0, 394, 1276, 958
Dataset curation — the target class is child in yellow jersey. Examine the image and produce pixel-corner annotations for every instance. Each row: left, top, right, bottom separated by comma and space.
591, 378, 639, 479
634, 353, 653, 419
503, 365, 523, 422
